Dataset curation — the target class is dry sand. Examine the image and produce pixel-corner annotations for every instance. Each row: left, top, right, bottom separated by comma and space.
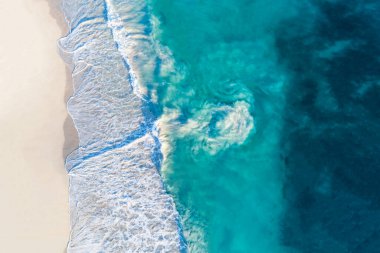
0, 0, 76, 252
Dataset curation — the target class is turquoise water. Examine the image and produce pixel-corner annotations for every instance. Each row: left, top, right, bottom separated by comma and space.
150, 0, 296, 252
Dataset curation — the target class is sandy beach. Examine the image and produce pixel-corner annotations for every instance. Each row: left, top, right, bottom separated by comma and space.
0, 0, 75, 252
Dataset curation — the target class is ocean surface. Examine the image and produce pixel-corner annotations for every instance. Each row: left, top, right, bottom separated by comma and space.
59, 0, 380, 252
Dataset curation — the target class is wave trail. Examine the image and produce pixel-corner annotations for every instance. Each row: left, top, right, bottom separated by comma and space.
58, 0, 184, 252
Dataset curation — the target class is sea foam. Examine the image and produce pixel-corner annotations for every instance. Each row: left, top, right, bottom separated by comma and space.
58, 0, 184, 252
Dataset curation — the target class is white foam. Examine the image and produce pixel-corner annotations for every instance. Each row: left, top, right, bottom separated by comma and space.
58, 0, 184, 251
158, 101, 254, 157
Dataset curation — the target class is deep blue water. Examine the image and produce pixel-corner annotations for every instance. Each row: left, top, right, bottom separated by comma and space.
277, 1, 380, 252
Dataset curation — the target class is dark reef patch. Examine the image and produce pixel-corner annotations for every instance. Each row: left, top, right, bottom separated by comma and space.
276, 0, 380, 252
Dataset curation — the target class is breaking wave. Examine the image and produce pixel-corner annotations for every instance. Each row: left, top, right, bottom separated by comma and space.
58, 0, 185, 252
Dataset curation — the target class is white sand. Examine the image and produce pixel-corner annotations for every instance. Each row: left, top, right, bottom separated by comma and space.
0, 0, 74, 252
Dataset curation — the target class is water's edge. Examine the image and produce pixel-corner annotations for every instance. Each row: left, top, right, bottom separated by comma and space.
57, 0, 185, 251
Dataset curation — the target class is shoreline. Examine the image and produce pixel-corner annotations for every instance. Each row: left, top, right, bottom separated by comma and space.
46, 0, 79, 159
58, 0, 183, 251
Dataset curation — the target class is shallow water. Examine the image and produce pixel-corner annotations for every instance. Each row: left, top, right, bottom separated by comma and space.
151, 1, 292, 251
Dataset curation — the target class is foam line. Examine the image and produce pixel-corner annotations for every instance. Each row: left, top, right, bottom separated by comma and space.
57, 0, 185, 251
